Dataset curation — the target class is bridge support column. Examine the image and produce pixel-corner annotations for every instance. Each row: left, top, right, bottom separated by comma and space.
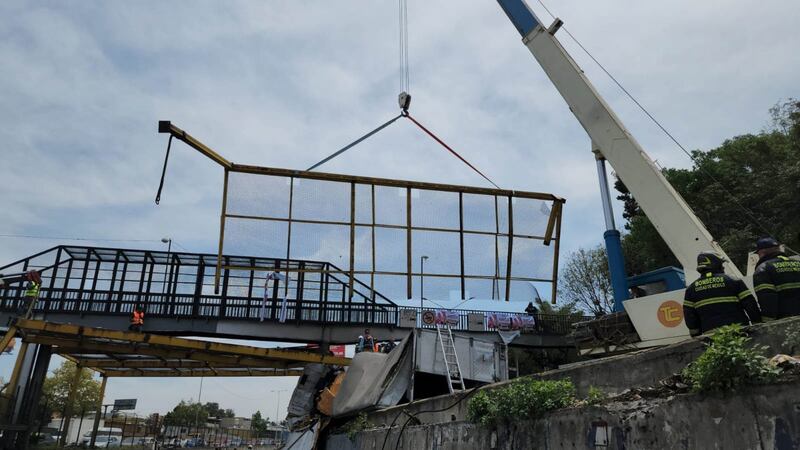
6, 344, 51, 450
89, 375, 107, 448
9, 343, 38, 424
2, 341, 28, 421
58, 364, 84, 447
1, 342, 33, 447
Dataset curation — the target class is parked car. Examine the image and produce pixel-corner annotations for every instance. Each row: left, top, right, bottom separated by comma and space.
33, 433, 58, 445
184, 437, 206, 447
82, 435, 121, 448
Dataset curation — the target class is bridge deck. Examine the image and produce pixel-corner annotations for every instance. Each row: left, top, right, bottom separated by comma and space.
1, 246, 585, 346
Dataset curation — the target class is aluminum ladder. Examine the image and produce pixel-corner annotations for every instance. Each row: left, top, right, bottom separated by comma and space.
436, 323, 465, 393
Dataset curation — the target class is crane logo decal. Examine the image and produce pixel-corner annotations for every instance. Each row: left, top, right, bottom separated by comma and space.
657, 300, 683, 327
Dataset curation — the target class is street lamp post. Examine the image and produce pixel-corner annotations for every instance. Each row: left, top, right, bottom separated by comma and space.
161, 237, 172, 301
420, 256, 429, 311
270, 390, 287, 425
194, 376, 204, 432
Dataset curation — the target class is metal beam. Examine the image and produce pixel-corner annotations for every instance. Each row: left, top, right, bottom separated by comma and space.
73, 358, 290, 370
232, 163, 562, 201
23, 336, 306, 369
158, 121, 232, 169
100, 368, 304, 378
542, 200, 563, 246
16, 319, 350, 366
156, 121, 565, 201
0, 326, 17, 356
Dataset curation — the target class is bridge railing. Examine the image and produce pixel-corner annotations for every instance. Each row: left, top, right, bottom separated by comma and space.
0, 287, 587, 335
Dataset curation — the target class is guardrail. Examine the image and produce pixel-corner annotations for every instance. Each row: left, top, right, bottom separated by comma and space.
0, 288, 587, 336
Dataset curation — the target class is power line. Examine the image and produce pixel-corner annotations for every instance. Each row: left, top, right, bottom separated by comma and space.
0, 234, 161, 243
0, 233, 195, 251
534, 0, 783, 244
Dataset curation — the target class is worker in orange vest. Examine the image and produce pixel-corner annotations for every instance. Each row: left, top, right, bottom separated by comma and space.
129, 306, 144, 332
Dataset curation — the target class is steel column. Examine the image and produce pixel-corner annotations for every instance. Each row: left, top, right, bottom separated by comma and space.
89, 376, 107, 448
58, 364, 84, 447
14, 344, 51, 450
406, 187, 412, 299
505, 196, 514, 301
595, 153, 629, 311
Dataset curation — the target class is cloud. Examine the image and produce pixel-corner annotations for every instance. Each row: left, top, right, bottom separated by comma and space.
1, 0, 797, 418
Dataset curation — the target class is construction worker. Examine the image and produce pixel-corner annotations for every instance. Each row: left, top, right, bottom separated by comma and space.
129, 305, 145, 332
753, 237, 800, 320
20, 271, 42, 316
683, 251, 761, 336
355, 329, 375, 353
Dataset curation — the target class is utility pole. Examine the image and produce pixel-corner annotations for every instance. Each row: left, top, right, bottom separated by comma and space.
194, 376, 204, 432
270, 390, 287, 425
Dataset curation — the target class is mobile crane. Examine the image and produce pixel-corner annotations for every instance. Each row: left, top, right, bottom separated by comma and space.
495, 0, 746, 350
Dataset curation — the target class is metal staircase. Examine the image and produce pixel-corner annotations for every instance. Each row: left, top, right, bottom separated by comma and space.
436, 323, 465, 393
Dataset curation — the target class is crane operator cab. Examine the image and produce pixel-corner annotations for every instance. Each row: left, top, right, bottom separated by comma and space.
576, 267, 692, 356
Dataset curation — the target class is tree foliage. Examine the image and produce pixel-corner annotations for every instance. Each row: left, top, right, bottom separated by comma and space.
164, 401, 207, 427
467, 378, 575, 425
616, 99, 800, 274
41, 361, 101, 418
251, 410, 268, 435
203, 402, 235, 419
682, 324, 778, 393
558, 246, 614, 315
163, 401, 236, 427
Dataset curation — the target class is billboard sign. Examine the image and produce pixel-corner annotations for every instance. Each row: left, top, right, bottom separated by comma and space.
113, 399, 137, 411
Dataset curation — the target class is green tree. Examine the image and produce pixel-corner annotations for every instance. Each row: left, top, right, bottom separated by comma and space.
203, 402, 235, 419
616, 99, 800, 274
559, 246, 614, 315
41, 361, 101, 419
164, 401, 208, 427
251, 410, 268, 435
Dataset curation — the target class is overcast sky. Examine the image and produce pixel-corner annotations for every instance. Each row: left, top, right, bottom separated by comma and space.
1, 0, 798, 420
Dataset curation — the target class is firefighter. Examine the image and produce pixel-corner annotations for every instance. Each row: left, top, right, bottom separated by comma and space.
753, 237, 800, 320
683, 251, 761, 336
129, 305, 145, 332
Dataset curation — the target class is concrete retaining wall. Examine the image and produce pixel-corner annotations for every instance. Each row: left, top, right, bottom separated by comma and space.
362, 316, 800, 428
330, 382, 800, 450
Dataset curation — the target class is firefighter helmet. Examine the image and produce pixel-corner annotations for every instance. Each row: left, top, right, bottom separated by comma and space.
697, 251, 724, 272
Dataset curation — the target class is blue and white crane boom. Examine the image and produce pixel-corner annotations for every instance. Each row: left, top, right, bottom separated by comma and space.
495, 0, 743, 346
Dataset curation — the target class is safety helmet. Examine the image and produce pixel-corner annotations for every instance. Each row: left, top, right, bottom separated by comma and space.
26, 271, 42, 284
696, 251, 724, 272
755, 237, 780, 251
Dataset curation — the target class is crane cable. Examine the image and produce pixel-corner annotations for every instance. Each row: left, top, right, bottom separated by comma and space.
306, 0, 500, 189
304, 111, 501, 190
154, 135, 173, 204
399, 0, 410, 94
305, 114, 404, 172
535, 0, 794, 252
403, 111, 501, 189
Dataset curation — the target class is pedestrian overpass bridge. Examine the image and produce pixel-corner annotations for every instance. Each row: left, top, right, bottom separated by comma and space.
0, 246, 581, 348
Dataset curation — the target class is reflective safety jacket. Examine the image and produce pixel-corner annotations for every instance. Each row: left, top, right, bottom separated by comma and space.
130, 310, 144, 325
683, 272, 761, 336
753, 253, 800, 320
24, 281, 40, 299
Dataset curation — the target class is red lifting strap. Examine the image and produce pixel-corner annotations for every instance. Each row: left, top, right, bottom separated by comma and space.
403, 112, 500, 189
